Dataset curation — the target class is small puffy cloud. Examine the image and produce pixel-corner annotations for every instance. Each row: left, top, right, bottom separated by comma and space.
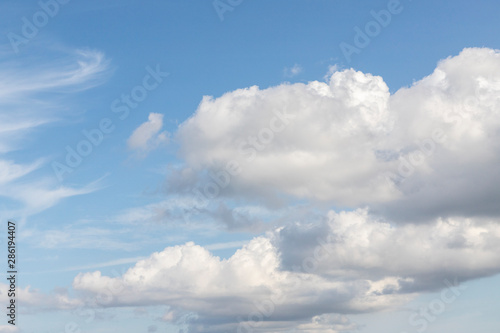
127, 113, 169, 156
324, 64, 340, 81
284, 63, 303, 77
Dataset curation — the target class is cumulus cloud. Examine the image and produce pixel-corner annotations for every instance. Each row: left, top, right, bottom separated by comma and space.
73, 231, 398, 332
275, 209, 500, 291
127, 113, 169, 156
169, 47, 500, 222
69, 48, 500, 332
174, 68, 395, 206
370, 47, 500, 221
72, 208, 500, 332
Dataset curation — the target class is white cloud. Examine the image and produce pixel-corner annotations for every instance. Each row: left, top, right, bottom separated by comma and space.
169, 47, 500, 222
0, 49, 110, 153
324, 64, 340, 81
0, 175, 105, 220
0, 48, 110, 218
0, 159, 44, 185
74, 48, 500, 331
276, 209, 500, 290
72, 208, 500, 332
74, 234, 384, 332
204, 240, 249, 251
127, 113, 169, 156
174, 66, 397, 206
0, 283, 82, 311
0, 49, 109, 100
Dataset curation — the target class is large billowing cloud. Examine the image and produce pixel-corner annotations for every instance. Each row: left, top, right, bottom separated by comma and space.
72, 48, 500, 332
174, 66, 397, 207
73, 216, 409, 332
73, 209, 500, 332
170, 47, 500, 221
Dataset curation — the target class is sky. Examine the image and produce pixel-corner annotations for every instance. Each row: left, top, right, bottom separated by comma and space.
1, 0, 500, 332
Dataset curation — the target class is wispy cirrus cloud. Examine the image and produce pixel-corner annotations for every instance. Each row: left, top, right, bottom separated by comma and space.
4, 176, 104, 216
0, 47, 111, 218
0, 49, 109, 99
0, 48, 110, 152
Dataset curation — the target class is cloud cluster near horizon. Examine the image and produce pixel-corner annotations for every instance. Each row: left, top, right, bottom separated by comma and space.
74, 209, 500, 332
71, 48, 500, 332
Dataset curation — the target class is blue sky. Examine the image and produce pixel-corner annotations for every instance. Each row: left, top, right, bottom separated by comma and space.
1, 0, 500, 332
